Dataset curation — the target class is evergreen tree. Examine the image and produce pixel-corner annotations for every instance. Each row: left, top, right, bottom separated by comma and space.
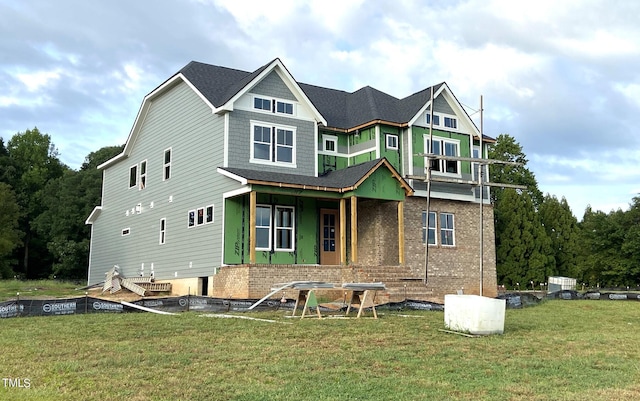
539, 194, 581, 278
495, 189, 552, 287
488, 134, 543, 207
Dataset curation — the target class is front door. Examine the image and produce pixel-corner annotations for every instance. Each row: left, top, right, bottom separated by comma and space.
320, 209, 340, 265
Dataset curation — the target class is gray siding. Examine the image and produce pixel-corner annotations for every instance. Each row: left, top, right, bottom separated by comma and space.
433, 95, 455, 114
249, 71, 296, 101
88, 80, 241, 284
227, 109, 316, 176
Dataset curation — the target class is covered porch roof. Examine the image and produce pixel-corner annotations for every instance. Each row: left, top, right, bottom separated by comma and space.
217, 158, 413, 200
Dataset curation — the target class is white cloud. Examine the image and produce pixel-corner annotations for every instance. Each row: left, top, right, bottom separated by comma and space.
15, 69, 62, 92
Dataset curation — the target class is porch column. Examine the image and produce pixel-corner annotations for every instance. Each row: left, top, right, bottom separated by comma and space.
249, 190, 256, 264
350, 196, 358, 264
340, 198, 347, 264
398, 201, 405, 264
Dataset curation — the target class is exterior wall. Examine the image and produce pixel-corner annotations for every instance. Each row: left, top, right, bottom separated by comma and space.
357, 200, 400, 266
317, 129, 349, 175
226, 109, 316, 176
378, 125, 402, 172
250, 71, 297, 101
223, 194, 321, 265
403, 196, 497, 298
88, 80, 241, 284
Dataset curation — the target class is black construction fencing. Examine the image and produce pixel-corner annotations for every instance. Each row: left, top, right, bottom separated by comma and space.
0, 295, 447, 319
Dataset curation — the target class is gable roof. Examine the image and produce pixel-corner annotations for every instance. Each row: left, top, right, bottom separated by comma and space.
179, 60, 490, 139
218, 158, 413, 195
99, 59, 493, 170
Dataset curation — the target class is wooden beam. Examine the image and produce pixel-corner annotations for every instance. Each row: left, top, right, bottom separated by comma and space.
340, 198, 346, 264
398, 201, 405, 265
350, 196, 358, 263
249, 190, 256, 264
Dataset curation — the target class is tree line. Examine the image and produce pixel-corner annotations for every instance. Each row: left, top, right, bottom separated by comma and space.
0, 128, 638, 287
489, 134, 640, 289
0, 128, 122, 280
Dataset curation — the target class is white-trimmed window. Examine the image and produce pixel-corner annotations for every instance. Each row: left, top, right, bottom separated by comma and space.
323, 134, 337, 153
159, 218, 166, 245
253, 96, 294, 116
276, 128, 294, 163
276, 100, 293, 115
206, 205, 214, 224
444, 117, 457, 129
139, 160, 147, 189
122, 228, 131, 236
163, 148, 172, 181
253, 97, 271, 111
129, 165, 137, 188
255, 205, 272, 250
188, 210, 195, 228
440, 213, 455, 246
386, 134, 398, 150
197, 207, 205, 225
426, 113, 440, 126
275, 206, 294, 251
252, 125, 271, 161
424, 137, 460, 175
422, 211, 436, 245
251, 121, 296, 166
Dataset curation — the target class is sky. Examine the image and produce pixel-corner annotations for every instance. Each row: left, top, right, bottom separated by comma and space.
1, 0, 639, 218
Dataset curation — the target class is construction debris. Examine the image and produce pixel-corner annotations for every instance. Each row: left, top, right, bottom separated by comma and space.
102, 266, 171, 297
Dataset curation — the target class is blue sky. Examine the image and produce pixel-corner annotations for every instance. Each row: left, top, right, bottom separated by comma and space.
2, 0, 639, 218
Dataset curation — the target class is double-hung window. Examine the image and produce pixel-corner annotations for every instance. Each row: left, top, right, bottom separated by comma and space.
440, 213, 455, 246
422, 211, 437, 245
159, 219, 166, 245
251, 122, 296, 166
424, 137, 460, 175
254, 205, 296, 252
129, 165, 137, 188
163, 148, 171, 181
275, 206, 294, 251
255, 206, 272, 250
139, 160, 147, 189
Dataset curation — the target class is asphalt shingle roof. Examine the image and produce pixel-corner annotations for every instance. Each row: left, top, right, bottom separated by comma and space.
178, 60, 439, 130
221, 158, 384, 190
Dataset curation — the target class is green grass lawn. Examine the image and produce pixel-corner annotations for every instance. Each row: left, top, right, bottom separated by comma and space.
1, 300, 639, 400
0, 279, 83, 301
